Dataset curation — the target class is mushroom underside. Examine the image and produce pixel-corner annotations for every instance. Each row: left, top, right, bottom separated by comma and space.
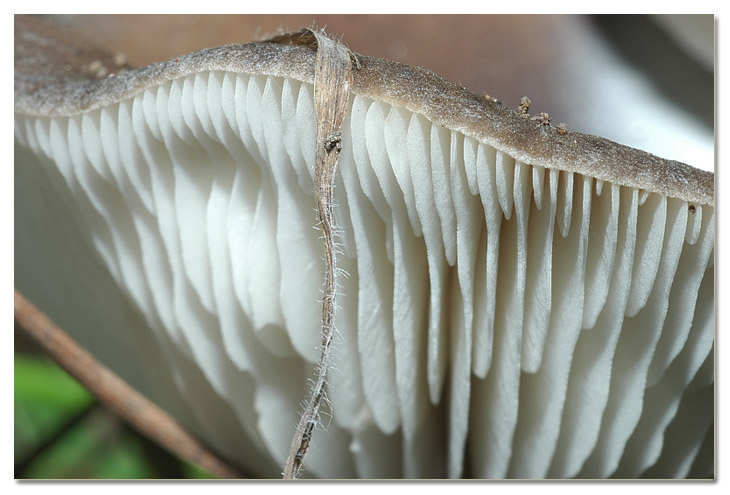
15, 70, 714, 478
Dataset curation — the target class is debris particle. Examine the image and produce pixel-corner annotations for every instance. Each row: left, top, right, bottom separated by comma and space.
689, 204, 696, 214
324, 132, 342, 154
484, 93, 502, 105
88, 60, 103, 72
531, 112, 551, 126
557, 123, 568, 135
519, 96, 531, 115
87, 60, 108, 79
112, 52, 127, 67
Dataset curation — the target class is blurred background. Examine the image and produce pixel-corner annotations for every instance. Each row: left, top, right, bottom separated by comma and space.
15, 14, 715, 479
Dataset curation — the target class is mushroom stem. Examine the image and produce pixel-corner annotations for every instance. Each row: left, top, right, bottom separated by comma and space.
280, 29, 354, 480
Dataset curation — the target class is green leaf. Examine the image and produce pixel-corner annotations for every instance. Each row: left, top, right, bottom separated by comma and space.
14, 354, 95, 460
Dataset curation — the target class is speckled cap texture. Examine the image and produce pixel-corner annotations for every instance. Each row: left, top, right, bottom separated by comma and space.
15, 15, 713, 206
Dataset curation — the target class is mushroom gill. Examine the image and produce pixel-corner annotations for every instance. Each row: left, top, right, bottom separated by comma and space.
14, 16, 714, 479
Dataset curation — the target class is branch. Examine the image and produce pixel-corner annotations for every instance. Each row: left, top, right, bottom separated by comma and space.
267, 28, 354, 480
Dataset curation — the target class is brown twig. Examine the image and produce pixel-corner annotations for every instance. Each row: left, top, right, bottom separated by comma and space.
14, 288, 243, 480
269, 28, 354, 480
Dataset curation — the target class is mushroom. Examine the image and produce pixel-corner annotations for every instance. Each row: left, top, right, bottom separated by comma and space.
14, 15, 714, 479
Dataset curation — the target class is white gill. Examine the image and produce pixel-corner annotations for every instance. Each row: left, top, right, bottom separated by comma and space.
14, 71, 714, 479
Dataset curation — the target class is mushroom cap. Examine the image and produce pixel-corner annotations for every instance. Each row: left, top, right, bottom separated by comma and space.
15, 15, 714, 478
15, 17, 713, 206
